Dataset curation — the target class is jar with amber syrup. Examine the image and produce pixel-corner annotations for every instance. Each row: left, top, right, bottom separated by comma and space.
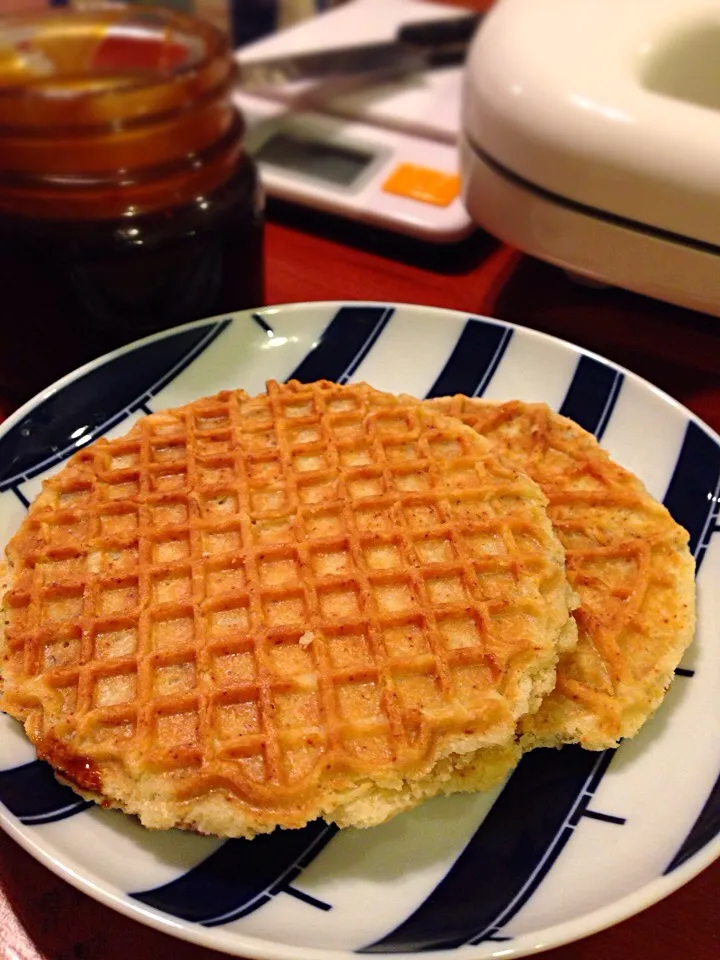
0, 6, 263, 404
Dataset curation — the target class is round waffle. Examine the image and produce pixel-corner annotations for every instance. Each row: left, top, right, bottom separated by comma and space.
0, 381, 575, 837
426, 397, 696, 750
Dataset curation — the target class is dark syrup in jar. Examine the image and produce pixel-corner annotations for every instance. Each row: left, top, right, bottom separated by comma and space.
0, 6, 264, 405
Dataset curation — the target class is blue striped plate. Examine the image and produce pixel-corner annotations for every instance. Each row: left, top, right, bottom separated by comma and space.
0, 301, 718, 959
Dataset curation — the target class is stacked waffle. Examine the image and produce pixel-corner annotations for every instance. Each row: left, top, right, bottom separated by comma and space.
0, 380, 695, 837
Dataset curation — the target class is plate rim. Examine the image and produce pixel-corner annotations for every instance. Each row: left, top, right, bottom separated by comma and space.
0, 299, 718, 960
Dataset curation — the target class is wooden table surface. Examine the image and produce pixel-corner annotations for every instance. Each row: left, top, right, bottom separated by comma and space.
2, 202, 720, 960
2, 2, 720, 957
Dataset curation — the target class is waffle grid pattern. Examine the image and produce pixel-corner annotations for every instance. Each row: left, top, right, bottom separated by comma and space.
2, 382, 569, 815
428, 397, 694, 745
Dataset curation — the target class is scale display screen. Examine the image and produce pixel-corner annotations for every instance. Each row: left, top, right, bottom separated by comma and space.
254, 132, 376, 187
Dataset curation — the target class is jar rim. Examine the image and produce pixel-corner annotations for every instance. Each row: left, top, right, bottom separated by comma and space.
0, 5, 234, 128
0, 5, 244, 220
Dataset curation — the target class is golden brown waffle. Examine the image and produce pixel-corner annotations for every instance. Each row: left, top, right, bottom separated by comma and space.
0, 381, 575, 837
425, 397, 696, 750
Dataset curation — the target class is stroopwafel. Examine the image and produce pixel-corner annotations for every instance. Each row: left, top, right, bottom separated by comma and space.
0, 381, 576, 836
425, 397, 696, 750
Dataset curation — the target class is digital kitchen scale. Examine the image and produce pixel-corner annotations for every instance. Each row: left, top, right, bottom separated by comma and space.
234, 0, 475, 243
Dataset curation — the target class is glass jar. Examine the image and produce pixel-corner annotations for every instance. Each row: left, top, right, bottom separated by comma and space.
0, 5, 264, 404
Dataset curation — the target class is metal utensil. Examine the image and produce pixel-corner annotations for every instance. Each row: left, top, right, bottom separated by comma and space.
236, 13, 483, 88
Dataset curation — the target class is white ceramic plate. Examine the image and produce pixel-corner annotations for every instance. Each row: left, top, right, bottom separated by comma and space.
0, 302, 718, 960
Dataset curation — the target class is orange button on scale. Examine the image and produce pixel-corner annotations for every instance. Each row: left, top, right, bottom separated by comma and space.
382, 163, 461, 207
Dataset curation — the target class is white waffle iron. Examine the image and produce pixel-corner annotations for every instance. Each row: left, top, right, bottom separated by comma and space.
461, 0, 720, 316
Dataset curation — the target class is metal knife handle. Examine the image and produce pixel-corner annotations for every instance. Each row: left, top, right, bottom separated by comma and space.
396, 13, 483, 48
